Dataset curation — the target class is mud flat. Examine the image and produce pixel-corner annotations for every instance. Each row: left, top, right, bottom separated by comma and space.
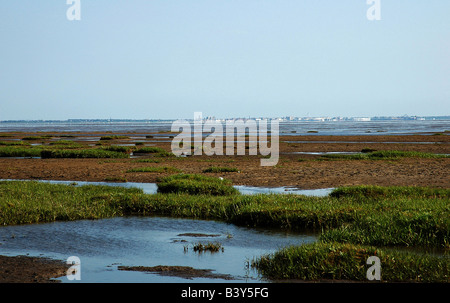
0, 255, 69, 283
118, 265, 235, 280
0, 133, 448, 189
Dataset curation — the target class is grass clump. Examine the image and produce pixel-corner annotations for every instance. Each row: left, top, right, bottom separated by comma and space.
0, 146, 42, 157
0, 141, 29, 146
133, 147, 167, 154
22, 135, 53, 140
104, 176, 128, 182
202, 167, 239, 173
191, 242, 224, 253
324, 186, 449, 248
330, 185, 449, 200
102, 145, 134, 153
252, 242, 449, 282
100, 135, 128, 140
0, 181, 143, 224
319, 210, 449, 248
156, 174, 240, 196
133, 159, 161, 163
126, 166, 182, 173
48, 140, 83, 149
40, 148, 129, 159
133, 147, 175, 157
321, 150, 449, 160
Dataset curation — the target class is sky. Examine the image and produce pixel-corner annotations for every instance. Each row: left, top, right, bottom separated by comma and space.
0, 0, 449, 120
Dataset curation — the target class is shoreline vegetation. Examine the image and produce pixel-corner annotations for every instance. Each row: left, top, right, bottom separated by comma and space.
0, 178, 448, 282
0, 144, 449, 160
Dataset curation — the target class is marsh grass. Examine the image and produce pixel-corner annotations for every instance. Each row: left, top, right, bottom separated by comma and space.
22, 135, 53, 141
48, 140, 83, 149
191, 242, 224, 253
202, 167, 239, 173
156, 174, 240, 196
0, 181, 448, 282
133, 146, 175, 157
0, 141, 30, 146
0, 181, 143, 224
116, 185, 450, 249
1, 182, 447, 250
330, 185, 449, 199
102, 145, 134, 153
0, 143, 132, 158
155, 151, 176, 157
252, 242, 449, 282
320, 150, 449, 160
104, 176, 128, 182
0, 146, 43, 157
133, 147, 167, 154
40, 148, 129, 159
100, 135, 128, 140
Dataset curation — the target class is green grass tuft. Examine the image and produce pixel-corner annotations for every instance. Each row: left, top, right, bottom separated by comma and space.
48, 140, 83, 149
22, 135, 53, 140
156, 174, 240, 196
191, 242, 224, 253
0, 141, 30, 146
133, 147, 167, 154
0, 146, 42, 157
40, 148, 129, 159
102, 145, 134, 153
321, 150, 449, 160
202, 167, 239, 173
100, 135, 128, 140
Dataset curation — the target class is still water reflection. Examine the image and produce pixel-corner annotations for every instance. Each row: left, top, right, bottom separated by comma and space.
0, 216, 316, 283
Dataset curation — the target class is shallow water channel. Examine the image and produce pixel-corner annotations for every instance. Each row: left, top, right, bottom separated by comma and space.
0, 216, 316, 283
0, 180, 325, 283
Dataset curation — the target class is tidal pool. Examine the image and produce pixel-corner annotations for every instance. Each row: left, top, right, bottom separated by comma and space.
0, 216, 316, 283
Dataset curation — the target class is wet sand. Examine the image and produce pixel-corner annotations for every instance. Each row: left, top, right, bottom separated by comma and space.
0, 132, 448, 282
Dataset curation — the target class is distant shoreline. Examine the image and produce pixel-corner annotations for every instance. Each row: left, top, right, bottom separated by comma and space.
1, 115, 449, 123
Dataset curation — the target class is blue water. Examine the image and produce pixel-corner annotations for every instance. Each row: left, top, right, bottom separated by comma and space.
0, 119, 448, 135
0, 216, 316, 283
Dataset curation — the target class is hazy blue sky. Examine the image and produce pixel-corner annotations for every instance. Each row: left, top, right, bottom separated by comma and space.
0, 0, 449, 120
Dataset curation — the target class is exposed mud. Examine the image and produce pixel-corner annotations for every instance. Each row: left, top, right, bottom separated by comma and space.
0, 255, 69, 283
117, 265, 235, 280
177, 233, 221, 237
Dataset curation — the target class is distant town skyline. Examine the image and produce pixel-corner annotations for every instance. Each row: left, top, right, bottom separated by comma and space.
1, 1, 449, 120
2, 114, 449, 123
